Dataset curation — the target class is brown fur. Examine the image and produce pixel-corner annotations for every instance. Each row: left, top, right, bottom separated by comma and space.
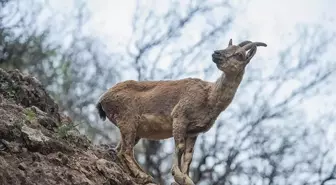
97, 39, 267, 185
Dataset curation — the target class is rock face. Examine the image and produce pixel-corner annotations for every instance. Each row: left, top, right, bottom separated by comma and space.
0, 69, 146, 185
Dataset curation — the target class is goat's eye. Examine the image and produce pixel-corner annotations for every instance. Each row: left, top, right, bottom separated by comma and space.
235, 53, 245, 60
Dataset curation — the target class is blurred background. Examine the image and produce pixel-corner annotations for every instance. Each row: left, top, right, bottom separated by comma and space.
1, 0, 336, 184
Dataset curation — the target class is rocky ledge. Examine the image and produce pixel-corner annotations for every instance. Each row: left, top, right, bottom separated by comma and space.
0, 69, 149, 185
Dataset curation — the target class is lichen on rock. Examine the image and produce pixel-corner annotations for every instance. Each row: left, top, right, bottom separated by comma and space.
0, 69, 150, 185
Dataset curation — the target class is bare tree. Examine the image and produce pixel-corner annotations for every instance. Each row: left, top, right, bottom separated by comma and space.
2, 0, 335, 184
0, 0, 121, 142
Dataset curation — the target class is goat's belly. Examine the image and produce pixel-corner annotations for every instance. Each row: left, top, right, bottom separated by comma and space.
137, 114, 173, 140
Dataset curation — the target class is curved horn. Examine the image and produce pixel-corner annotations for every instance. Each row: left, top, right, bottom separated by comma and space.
246, 45, 257, 63
242, 43, 255, 51
228, 39, 233, 46
238, 41, 252, 47
242, 42, 267, 51
253, 42, 267, 47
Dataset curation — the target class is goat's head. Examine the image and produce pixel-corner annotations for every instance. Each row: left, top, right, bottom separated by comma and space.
212, 39, 267, 74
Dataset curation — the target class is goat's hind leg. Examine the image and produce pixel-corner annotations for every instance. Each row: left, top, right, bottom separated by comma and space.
118, 125, 154, 183
115, 136, 140, 154
121, 136, 146, 173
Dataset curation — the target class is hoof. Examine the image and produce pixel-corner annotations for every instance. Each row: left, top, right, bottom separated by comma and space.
135, 172, 155, 184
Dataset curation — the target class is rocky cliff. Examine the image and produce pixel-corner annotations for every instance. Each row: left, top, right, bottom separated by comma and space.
0, 69, 147, 185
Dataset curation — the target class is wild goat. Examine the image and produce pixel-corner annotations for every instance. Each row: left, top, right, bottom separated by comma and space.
96, 39, 267, 185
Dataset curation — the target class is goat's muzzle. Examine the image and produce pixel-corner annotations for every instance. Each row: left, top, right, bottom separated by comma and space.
212, 51, 222, 64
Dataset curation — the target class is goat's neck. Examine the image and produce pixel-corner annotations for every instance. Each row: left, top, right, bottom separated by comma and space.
210, 71, 244, 109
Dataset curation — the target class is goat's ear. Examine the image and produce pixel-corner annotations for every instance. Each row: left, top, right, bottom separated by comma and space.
228, 39, 232, 47
246, 45, 257, 63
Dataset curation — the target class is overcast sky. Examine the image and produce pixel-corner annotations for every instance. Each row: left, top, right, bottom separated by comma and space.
82, 0, 336, 55
46, 0, 336, 55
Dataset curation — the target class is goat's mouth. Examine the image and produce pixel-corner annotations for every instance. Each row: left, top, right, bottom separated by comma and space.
212, 53, 223, 64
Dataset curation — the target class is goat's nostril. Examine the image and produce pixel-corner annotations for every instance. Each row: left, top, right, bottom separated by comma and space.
213, 52, 221, 57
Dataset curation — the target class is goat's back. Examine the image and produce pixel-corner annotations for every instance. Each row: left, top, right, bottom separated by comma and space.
98, 78, 210, 117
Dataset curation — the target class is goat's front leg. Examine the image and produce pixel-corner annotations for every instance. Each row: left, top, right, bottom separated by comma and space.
181, 136, 197, 176
172, 119, 195, 185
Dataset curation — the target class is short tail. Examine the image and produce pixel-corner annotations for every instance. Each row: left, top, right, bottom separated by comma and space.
96, 102, 106, 121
